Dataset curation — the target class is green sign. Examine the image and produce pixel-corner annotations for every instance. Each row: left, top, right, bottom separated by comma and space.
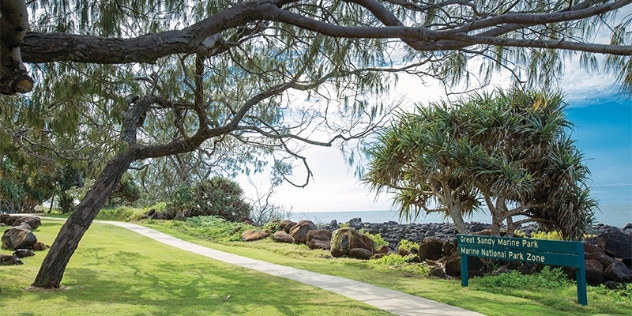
457, 234, 587, 305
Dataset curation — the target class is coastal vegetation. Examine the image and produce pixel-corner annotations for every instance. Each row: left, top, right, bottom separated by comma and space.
364, 89, 596, 239
1, 0, 631, 290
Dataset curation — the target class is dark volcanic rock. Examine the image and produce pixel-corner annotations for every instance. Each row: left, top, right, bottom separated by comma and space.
12, 216, 42, 230
584, 259, 605, 286
2, 227, 37, 250
306, 229, 332, 250
0, 254, 23, 265
597, 230, 632, 261
418, 238, 443, 261
349, 248, 373, 260
604, 261, 631, 283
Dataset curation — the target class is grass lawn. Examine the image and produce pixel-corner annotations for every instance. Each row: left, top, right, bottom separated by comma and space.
0, 220, 389, 316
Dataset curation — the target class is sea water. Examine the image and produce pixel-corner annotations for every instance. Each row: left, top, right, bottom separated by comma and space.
289, 205, 632, 227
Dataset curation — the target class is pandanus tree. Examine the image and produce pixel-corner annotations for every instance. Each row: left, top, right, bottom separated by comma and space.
0, 0, 629, 289
364, 88, 597, 240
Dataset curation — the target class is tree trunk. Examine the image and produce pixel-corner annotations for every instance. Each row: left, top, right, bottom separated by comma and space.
32, 151, 135, 288
447, 202, 469, 234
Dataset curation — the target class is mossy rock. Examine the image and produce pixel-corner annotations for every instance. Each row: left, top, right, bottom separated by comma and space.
330, 228, 374, 258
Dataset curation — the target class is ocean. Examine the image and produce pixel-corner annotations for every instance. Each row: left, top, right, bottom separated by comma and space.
288, 205, 632, 228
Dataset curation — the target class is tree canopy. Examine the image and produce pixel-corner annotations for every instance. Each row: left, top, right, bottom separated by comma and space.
0, 0, 630, 288
364, 88, 596, 240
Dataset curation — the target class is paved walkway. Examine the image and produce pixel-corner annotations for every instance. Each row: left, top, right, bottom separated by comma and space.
96, 221, 483, 316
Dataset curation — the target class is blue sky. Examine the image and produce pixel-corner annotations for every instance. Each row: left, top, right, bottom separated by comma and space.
565, 94, 632, 206
239, 67, 632, 214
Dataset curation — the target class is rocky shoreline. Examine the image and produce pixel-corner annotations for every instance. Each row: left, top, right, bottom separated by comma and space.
317, 218, 632, 250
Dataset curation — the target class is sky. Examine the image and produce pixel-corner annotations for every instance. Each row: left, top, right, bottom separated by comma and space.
238, 60, 632, 215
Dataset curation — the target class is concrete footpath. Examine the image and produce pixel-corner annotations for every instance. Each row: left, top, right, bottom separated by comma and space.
95, 221, 483, 316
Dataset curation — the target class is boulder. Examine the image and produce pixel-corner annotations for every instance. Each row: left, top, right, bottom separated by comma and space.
442, 239, 456, 256
279, 220, 293, 230
306, 229, 332, 250
2, 227, 37, 250
32, 241, 48, 251
0, 254, 23, 265
13, 249, 35, 258
12, 216, 41, 230
493, 265, 512, 276
597, 230, 632, 261
584, 259, 605, 286
375, 245, 390, 254
349, 248, 372, 260
418, 238, 444, 261
330, 228, 374, 258
604, 281, 627, 290
272, 231, 295, 243
398, 248, 410, 256
604, 261, 631, 283
239, 217, 257, 226
371, 253, 386, 260
241, 229, 269, 242
0, 214, 11, 224
348, 217, 363, 228
428, 267, 446, 278
443, 252, 485, 277
289, 220, 317, 244
283, 221, 297, 234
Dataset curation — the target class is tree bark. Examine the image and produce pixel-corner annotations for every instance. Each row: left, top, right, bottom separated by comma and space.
0, 0, 33, 94
32, 150, 135, 288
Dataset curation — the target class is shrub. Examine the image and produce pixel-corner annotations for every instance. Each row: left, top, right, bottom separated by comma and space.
165, 177, 251, 221
477, 266, 571, 290
178, 215, 257, 242
397, 239, 418, 252
370, 254, 429, 276
360, 230, 389, 250
97, 206, 145, 221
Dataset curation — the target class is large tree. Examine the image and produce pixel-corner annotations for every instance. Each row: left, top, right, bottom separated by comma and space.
363, 88, 597, 239
0, 0, 629, 289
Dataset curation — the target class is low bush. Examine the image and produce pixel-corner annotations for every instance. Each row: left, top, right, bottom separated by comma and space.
360, 230, 389, 250
369, 254, 429, 276
476, 266, 571, 290
97, 206, 146, 221
167, 215, 258, 242
397, 239, 418, 252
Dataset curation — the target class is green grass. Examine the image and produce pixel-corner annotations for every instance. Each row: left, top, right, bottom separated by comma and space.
142, 219, 632, 316
0, 220, 389, 316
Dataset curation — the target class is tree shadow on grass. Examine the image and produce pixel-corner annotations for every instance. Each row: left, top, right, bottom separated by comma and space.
23, 250, 383, 315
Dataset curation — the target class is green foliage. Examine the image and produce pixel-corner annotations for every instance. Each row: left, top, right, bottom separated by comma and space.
96, 206, 145, 221
397, 239, 418, 252
262, 221, 281, 235
592, 283, 632, 304
369, 254, 429, 276
477, 266, 572, 290
107, 173, 141, 206
364, 88, 596, 239
165, 177, 251, 221
360, 230, 389, 250
338, 222, 350, 229
167, 215, 257, 242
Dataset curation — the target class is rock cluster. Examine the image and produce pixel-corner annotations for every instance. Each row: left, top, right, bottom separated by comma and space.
0, 215, 48, 266
263, 217, 631, 288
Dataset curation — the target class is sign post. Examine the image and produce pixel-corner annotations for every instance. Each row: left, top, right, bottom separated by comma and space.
457, 234, 587, 305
